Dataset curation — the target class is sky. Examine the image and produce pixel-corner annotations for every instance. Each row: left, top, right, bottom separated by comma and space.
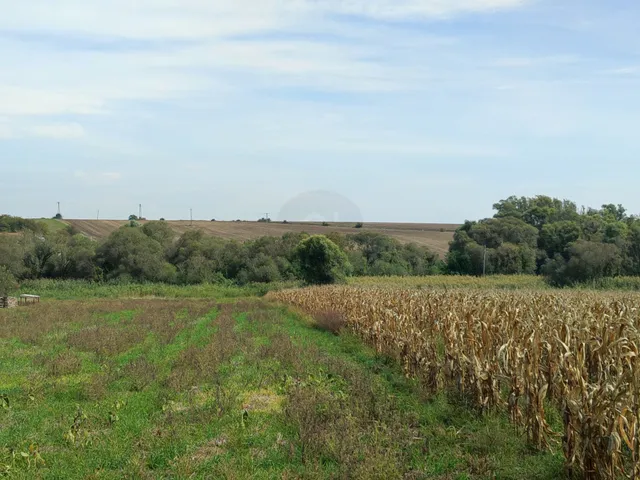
1, 0, 639, 223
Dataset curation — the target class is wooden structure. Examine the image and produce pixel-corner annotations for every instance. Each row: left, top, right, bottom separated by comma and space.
19, 294, 40, 306
0, 296, 18, 308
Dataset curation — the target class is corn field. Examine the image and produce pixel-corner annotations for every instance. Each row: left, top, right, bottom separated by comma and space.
269, 286, 640, 479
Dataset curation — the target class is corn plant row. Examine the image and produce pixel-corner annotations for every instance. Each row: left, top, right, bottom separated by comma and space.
268, 286, 640, 479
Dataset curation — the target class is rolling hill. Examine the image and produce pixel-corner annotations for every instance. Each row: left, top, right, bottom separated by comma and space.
64, 220, 459, 257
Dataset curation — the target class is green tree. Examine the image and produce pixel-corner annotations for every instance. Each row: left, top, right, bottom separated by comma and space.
237, 254, 281, 284
97, 227, 176, 282
23, 234, 56, 279
543, 240, 623, 286
294, 235, 351, 285
142, 220, 176, 250
447, 218, 537, 275
0, 266, 18, 296
493, 195, 578, 229
47, 233, 98, 280
539, 221, 581, 259
0, 235, 26, 278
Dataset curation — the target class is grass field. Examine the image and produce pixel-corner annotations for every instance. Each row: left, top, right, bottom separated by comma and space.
63, 220, 458, 257
35, 219, 69, 234
0, 286, 563, 479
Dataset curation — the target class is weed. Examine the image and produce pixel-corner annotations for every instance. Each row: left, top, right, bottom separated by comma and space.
313, 310, 346, 335
34, 350, 83, 377
123, 356, 158, 391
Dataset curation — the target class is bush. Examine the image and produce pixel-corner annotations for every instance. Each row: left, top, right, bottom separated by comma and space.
314, 310, 346, 335
354, 222, 364, 229
543, 240, 623, 286
54, 213, 63, 220
295, 235, 351, 285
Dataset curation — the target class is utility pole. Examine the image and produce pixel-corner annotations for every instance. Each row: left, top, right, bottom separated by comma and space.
139, 204, 142, 220
483, 244, 487, 277
97, 209, 100, 220
57, 202, 61, 216
264, 213, 270, 221
190, 208, 193, 226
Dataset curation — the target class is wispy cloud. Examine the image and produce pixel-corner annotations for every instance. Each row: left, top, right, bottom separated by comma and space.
0, 119, 86, 140
28, 123, 85, 139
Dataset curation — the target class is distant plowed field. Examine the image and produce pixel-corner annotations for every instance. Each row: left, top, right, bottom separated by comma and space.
64, 220, 458, 256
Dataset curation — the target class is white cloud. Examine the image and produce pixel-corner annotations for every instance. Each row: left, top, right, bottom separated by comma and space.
0, 120, 86, 140
0, 0, 535, 126
28, 123, 85, 139
1, 1, 528, 40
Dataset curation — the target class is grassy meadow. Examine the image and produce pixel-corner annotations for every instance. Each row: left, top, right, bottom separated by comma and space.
0, 283, 565, 479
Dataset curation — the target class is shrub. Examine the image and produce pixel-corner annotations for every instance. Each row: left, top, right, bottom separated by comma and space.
314, 310, 346, 335
543, 240, 623, 286
96, 227, 175, 282
354, 222, 364, 229
295, 235, 351, 285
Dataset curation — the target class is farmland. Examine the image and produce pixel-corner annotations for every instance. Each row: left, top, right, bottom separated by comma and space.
0, 284, 564, 479
270, 285, 640, 479
63, 220, 458, 257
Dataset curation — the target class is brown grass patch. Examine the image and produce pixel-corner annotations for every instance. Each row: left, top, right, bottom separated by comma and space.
123, 356, 158, 391
34, 350, 83, 377
67, 325, 146, 357
313, 310, 346, 335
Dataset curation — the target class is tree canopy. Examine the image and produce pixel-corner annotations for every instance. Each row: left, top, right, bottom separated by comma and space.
448, 194, 640, 285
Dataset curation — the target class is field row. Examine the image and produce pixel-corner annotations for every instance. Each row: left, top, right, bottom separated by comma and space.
269, 286, 640, 479
0, 297, 563, 478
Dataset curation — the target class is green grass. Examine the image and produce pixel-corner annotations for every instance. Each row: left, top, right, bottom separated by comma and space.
0, 297, 564, 479
17, 279, 298, 300
35, 219, 68, 234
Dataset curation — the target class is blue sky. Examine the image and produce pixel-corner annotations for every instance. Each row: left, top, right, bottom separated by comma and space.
1, 0, 639, 222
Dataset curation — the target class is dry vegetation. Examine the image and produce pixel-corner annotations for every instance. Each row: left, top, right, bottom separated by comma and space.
270, 286, 640, 479
64, 219, 457, 256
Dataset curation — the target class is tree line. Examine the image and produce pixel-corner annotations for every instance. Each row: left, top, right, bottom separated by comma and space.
2, 193, 636, 294
447, 195, 640, 285
0, 217, 441, 294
